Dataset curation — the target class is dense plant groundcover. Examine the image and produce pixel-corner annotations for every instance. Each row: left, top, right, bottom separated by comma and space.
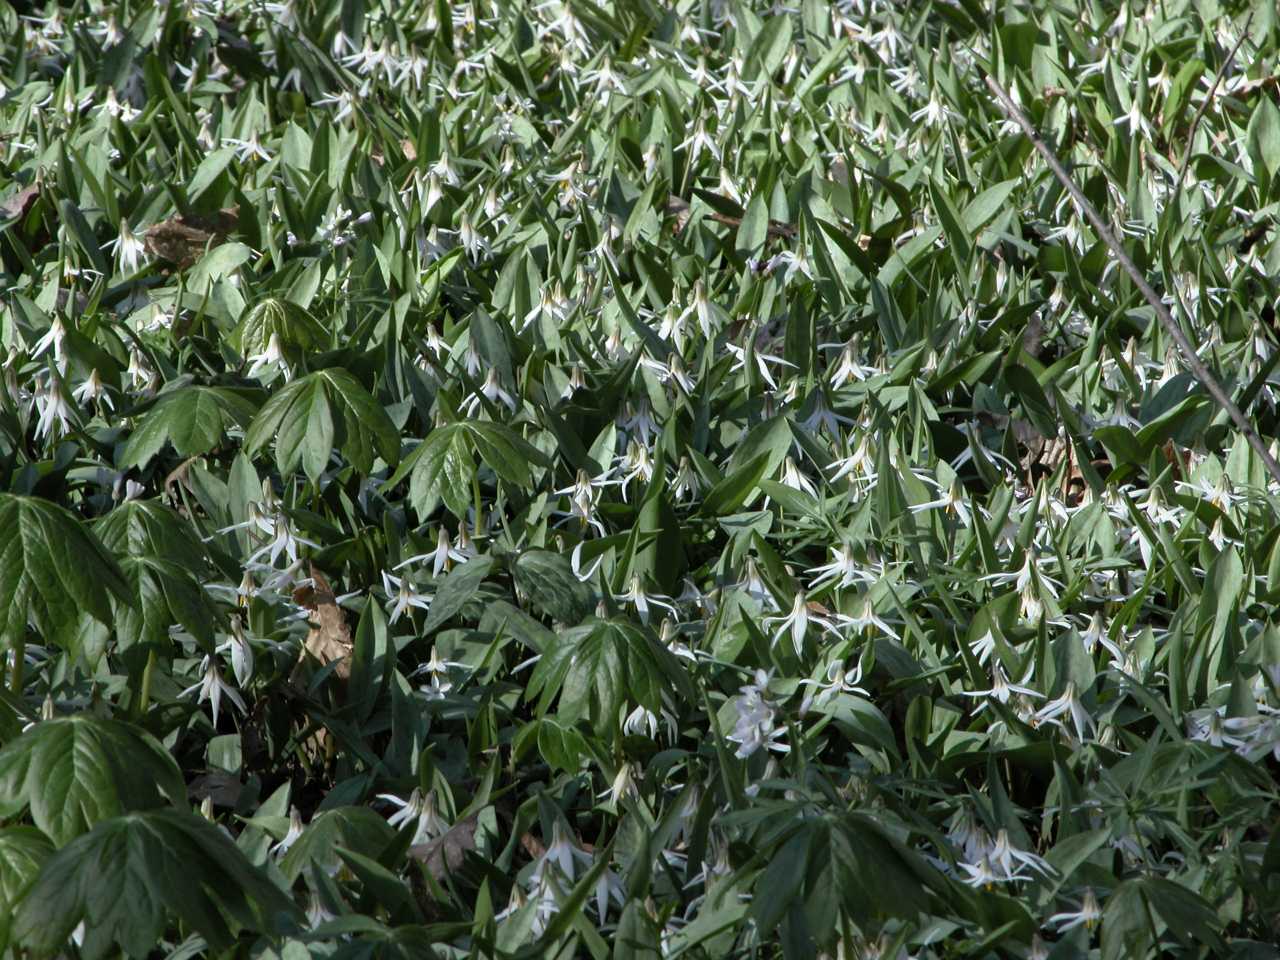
3, 0, 1280, 956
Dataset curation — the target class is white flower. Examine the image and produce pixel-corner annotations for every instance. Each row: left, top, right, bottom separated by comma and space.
776, 456, 819, 499
72, 368, 113, 410
959, 662, 1043, 713
180, 656, 247, 727
381, 571, 432, 624
989, 829, 1054, 880
1035, 681, 1096, 740
847, 597, 900, 640
764, 592, 847, 657
34, 378, 77, 440
223, 132, 272, 162
726, 670, 789, 758
1049, 887, 1103, 931
969, 630, 998, 666
396, 526, 471, 577
532, 821, 594, 885
217, 617, 255, 687
911, 477, 973, 526
379, 788, 449, 843
671, 456, 701, 502
553, 468, 614, 537
617, 575, 677, 626
799, 659, 867, 714
271, 808, 305, 857
462, 367, 516, 415
246, 332, 289, 381
31, 317, 67, 365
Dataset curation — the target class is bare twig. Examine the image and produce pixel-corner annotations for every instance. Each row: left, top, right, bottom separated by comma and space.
984, 73, 1280, 487
1174, 14, 1253, 193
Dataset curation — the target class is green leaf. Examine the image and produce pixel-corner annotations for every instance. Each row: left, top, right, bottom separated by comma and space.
0, 827, 52, 952
1247, 96, 1280, 185
409, 425, 474, 518
279, 807, 396, 884
245, 369, 399, 481
236, 297, 329, 355
736, 194, 769, 258
113, 555, 218, 650
186, 146, 237, 202
0, 495, 133, 652
121, 386, 255, 469
528, 618, 691, 728
94, 499, 209, 571
511, 550, 595, 624
422, 555, 495, 634
12, 809, 302, 958
0, 715, 185, 845
464, 421, 548, 486
279, 372, 334, 482
961, 179, 1018, 233
700, 451, 772, 516
315, 367, 401, 470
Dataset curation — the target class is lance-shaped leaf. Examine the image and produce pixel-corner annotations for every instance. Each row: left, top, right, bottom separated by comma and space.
11, 809, 303, 958
278, 807, 396, 883
0, 494, 133, 652
0, 715, 186, 845
120, 385, 257, 469
245, 368, 399, 481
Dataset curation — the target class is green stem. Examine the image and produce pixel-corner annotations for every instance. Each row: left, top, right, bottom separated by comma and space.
137, 648, 157, 717
10, 637, 24, 694
472, 468, 483, 531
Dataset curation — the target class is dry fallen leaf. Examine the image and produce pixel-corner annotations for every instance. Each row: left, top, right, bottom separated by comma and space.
144, 207, 239, 268
0, 183, 39, 221
291, 565, 353, 685
410, 816, 479, 880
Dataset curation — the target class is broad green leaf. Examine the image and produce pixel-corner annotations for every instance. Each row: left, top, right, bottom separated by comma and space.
245, 369, 398, 481
465, 421, 548, 486
0, 495, 133, 652
0, 827, 52, 952
510, 550, 595, 624
94, 499, 209, 571
113, 555, 218, 650
528, 618, 691, 728
236, 296, 329, 355
12, 809, 302, 958
409, 425, 474, 518
0, 715, 185, 845
1247, 96, 1280, 185
121, 386, 256, 469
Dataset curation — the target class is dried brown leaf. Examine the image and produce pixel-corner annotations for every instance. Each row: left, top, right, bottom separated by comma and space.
0, 184, 39, 221
291, 566, 353, 685
144, 207, 239, 268
410, 816, 479, 880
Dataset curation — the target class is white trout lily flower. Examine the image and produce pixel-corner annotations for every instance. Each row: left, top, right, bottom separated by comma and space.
181, 656, 247, 727
764, 592, 850, 657
379, 788, 449, 843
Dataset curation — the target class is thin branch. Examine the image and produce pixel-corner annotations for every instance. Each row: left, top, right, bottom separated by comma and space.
1174, 14, 1253, 193
984, 73, 1280, 487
